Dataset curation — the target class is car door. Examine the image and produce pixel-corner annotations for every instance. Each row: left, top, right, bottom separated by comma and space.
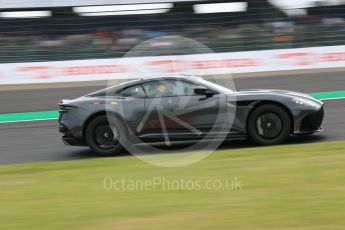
115, 84, 147, 133
139, 79, 230, 138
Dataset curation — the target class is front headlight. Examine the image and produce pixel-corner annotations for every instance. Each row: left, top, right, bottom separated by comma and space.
291, 97, 319, 108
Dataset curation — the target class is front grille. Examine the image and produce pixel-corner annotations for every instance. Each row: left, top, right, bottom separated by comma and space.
301, 107, 324, 132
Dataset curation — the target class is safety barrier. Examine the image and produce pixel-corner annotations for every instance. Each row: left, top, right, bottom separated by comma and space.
1, 45, 345, 84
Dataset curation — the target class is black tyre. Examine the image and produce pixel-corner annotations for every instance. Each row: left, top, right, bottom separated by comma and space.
247, 104, 292, 145
85, 115, 128, 156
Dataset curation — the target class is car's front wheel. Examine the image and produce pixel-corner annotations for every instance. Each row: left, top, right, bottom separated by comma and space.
85, 115, 127, 156
247, 104, 292, 145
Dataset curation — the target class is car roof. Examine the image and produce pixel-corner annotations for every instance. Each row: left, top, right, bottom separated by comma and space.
87, 75, 203, 97
139, 74, 202, 83
116, 75, 202, 87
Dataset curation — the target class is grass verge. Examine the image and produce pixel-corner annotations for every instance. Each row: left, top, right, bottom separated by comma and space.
1, 141, 345, 230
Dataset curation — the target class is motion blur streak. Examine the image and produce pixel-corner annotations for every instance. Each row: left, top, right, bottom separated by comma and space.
0, 90, 343, 124
310, 91, 345, 100
0, 111, 58, 123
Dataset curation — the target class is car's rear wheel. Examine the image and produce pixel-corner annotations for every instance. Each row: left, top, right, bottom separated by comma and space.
85, 115, 127, 156
247, 104, 292, 145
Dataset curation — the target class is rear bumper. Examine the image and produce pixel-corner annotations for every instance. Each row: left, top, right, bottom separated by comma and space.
62, 137, 87, 146
59, 124, 86, 146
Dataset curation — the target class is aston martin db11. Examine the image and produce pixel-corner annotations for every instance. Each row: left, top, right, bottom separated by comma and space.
59, 75, 324, 155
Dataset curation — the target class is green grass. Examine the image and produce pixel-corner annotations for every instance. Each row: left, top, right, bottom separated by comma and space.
1, 142, 345, 230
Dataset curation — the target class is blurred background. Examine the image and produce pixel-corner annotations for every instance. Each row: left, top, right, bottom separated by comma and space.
1, 3, 345, 229
1, 0, 345, 63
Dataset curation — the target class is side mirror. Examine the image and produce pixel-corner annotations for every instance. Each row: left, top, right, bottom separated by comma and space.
194, 86, 208, 95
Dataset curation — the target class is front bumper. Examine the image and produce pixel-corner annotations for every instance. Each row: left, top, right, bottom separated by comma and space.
300, 106, 324, 132
294, 106, 324, 134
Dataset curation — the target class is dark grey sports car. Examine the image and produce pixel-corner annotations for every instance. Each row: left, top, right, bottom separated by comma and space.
59, 75, 324, 155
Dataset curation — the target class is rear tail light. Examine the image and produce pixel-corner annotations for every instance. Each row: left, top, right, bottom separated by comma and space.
59, 105, 77, 112
58, 100, 77, 112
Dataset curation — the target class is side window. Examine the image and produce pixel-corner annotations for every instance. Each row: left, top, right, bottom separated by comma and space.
120, 84, 146, 98
176, 81, 197, 96
143, 80, 198, 97
143, 80, 174, 97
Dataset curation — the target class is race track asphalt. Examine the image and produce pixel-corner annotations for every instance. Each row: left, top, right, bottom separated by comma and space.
0, 71, 344, 165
